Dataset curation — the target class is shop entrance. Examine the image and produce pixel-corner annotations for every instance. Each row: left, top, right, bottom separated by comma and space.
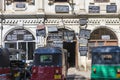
18, 42, 35, 60
63, 41, 76, 67
4, 28, 35, 60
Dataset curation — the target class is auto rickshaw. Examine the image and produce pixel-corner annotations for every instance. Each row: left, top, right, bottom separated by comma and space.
31, 47, 68, 80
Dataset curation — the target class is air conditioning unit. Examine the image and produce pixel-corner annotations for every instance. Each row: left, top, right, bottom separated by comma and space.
13, 2, 27, 11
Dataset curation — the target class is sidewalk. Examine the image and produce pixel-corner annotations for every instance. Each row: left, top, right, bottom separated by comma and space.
67, 67, 91, 80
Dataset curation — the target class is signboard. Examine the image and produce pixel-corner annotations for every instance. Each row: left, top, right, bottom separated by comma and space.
101, 35, 110, 40
79, 29, 91, 39
5, 29, 35, 41
63, 30, 75, 41
79, 46, 88, 56
47, 33, 63, 41
13, 30, 25, 34
106, 5, 117, 13
16, 3, 26, 8
95, 0, 109, 2
48, 26, 58, 32
24, 34, 33, 41
89, 6, 100, 13
55, 5, 69, 13
79, 38, 88, 45
7, 35, 17, 41
36, 29, 46, 36
36, 24, 46, 37
53, 41, 63, 48
80, 18, 88, 26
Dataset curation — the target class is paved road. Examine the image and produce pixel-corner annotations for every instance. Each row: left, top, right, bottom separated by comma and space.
67, 67, 91, 80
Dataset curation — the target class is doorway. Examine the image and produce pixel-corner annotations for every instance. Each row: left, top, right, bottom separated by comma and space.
63, 41, 76, 67
18, 42, 35, 60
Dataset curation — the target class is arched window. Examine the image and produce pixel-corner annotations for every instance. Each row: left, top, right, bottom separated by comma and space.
5, 29, 35, 41
88, 28, 118, 59
90, 28, 117, 40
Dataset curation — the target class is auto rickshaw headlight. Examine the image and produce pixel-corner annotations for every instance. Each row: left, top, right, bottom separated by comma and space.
32, 68, 37, 73
93, 68, 96, 73
116, 69, 120, 78
117, 69, 120, 74
55, 69, 59, 74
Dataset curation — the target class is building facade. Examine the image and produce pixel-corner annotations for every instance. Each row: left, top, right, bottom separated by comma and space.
0, 0, 120, 70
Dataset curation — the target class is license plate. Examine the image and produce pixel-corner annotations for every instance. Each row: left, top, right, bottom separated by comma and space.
54, 75, 61, 79
116, 74, 120, 78
14, 73, 20, 77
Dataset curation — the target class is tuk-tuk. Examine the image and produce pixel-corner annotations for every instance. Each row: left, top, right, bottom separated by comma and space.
0, 48, 11, 80
30, 47, 68, 80
91, 46, 120, 80
9, 48, 26, 80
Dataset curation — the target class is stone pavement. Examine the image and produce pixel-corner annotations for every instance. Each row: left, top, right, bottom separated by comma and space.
67, 67, 91, 80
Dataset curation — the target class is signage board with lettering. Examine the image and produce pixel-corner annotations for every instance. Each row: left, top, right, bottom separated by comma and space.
48, 26, 58, 32
63, 30, 75, 41
89, 6, 100, 13
47, 32, 63, 41
36, 24, 46, 37
79, 29, 91, 39
24, 34, 33, 41
36, 29, 46, 36
79, 38, 88, 45
5, 29, 35, 41
16, 3, 26, 8
101, 35, 110, 40
106, 5, 117, 13
79, 46, 88, 56
55, 5, 69, 13
80, 18, 88, 26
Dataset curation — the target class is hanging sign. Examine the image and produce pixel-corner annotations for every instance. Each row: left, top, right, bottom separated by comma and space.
79, 38, 88, 45
36, 24, 46, 37
79, 46, 88, 56
63, 30, 75, 41
79, 29, 91, 39
80, 18, 88, 26
47, 33, 63, 41
48, 26, 58, 32
24, 34, 33, 41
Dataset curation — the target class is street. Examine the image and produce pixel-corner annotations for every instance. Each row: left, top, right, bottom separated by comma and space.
67, 67, 91, 80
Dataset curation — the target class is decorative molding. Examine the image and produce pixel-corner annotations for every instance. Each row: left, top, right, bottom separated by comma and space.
2, 18, 120, 25
3, 19, 43, 25
3, 19, 79, 25
88, 18, 120, 25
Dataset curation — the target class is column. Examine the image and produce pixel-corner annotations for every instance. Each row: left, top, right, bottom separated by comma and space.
37, 0, 44, 12
0, 0, 4, 11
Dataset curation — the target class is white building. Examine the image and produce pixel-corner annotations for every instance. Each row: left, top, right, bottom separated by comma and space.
0, 0, 120, 70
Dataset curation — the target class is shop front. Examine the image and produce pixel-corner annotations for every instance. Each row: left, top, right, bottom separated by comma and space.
4, 28, 36, 60
47, 26, 78, 67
